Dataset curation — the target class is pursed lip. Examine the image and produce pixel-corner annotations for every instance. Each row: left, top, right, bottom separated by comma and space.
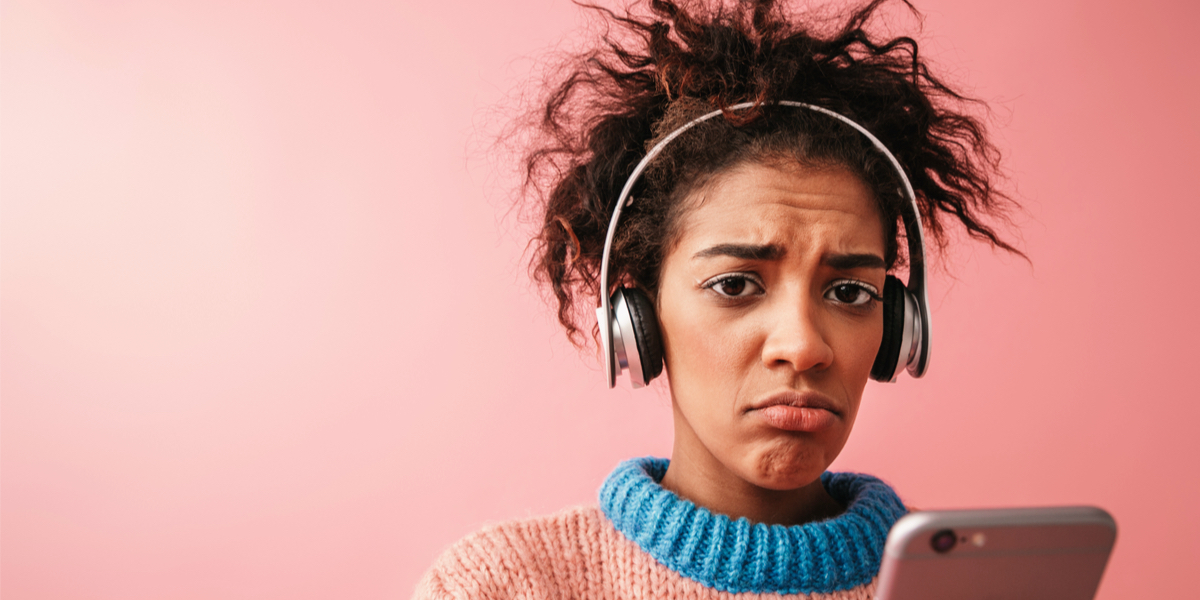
746, 390, 843, 417
745, 390, 843, 432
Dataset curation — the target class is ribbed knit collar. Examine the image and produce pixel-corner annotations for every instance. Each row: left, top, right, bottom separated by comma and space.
599, 457, 907, 595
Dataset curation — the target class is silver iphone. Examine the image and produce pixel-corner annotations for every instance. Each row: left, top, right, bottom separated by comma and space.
875, 506, 1117, 600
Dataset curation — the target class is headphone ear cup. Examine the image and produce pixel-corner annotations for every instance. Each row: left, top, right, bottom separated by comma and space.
870, 275, 907, 382
620, 288, 664, 383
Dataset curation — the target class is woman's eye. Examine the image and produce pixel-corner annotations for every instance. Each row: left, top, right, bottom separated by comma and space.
703, 274, 762, 298
825, 281, 880, 306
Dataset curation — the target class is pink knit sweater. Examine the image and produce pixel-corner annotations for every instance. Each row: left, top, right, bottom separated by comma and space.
413, 458, 906, 600
413, 504, 876, 600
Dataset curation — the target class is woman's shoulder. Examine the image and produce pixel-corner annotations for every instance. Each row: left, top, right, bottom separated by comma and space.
411, 505, 611, 600
435, 504, 607, 558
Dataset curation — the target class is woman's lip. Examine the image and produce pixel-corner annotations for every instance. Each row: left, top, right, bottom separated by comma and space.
748, 391, 841, 414
754, 405, 839, 432
746, 391, 842, 432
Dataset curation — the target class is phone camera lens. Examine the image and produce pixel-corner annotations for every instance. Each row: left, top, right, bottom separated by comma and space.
931, 529, 957, 553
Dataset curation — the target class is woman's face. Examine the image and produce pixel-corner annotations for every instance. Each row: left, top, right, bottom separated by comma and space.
656, 159, 886, 493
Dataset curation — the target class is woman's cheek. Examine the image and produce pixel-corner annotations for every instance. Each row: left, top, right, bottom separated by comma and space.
847, 316, 884, 383
665, 313, 734, 413
684, 314, 751, 383
833, 317, 883, 425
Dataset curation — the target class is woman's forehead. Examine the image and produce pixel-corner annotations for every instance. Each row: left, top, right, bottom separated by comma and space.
673, 161, 884, 253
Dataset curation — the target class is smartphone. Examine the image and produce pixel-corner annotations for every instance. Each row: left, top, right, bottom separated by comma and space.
875, 506, 1117, 600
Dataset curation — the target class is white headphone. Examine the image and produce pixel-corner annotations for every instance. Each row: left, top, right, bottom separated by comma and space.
595, 101, 931, 388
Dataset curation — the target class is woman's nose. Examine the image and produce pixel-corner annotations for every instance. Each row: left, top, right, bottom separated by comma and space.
760, 295, 834, 373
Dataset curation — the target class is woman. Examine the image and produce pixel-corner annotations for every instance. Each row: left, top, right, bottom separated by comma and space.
415, 0, 1019, 597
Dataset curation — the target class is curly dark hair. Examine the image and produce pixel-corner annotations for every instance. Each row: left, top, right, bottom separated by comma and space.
519, 0, 1021, 347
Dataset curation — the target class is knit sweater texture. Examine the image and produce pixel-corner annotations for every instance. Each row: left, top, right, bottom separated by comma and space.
413, 457, 908, 600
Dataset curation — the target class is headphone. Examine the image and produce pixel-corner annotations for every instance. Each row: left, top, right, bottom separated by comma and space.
595, 101, 931, 389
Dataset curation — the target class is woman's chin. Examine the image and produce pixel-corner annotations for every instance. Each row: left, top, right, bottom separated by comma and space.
738, 448, 830, 491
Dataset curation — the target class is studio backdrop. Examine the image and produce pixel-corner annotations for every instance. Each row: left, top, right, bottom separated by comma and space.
2, 0, 1198, 598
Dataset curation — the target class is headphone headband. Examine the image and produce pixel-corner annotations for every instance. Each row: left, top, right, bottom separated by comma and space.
596, 101, 931, 388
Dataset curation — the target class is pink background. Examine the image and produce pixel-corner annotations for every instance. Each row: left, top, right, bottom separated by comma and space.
3, 0, 1198, 598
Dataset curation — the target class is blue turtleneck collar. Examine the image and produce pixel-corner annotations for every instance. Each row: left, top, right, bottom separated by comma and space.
599, 457, 907, 595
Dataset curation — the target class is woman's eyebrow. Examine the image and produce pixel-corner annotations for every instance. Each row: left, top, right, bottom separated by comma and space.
822, 253, 886, 270
692, 243, 784, 261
